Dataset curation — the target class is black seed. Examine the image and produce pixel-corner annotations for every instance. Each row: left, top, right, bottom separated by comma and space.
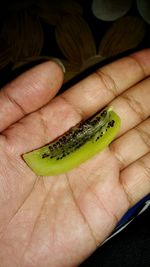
42, 153, 49, 158
108, 120, 115, 127
101, 110, 107, 117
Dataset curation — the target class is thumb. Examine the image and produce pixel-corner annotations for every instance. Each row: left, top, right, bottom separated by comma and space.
0, 60, 64, 132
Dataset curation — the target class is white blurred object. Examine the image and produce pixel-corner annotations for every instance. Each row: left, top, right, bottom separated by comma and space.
92, 0, 133, 21
137, 0, 150, 24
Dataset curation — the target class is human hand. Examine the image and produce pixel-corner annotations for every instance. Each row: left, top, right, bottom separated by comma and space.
0, 49, 149, 267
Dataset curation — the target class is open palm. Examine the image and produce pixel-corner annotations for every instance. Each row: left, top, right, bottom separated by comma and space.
0, 50, 150, 267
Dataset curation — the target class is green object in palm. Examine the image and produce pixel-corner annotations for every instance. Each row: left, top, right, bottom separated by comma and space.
23, 107, 121, 175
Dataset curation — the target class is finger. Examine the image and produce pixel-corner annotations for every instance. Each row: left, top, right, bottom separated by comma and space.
110, 77, 150, 135
0, 61, 64, 132
110, 118, 150, 169
60, 49, 150, 118
3, 73, 150, 156
120, 153, 150, 207
2, 96, 82, 155
2, 50, 150, 154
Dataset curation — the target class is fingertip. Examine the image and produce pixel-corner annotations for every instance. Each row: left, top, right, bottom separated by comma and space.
31, 59, 65, 87
6, 60, 64, 110
49, 58, 66, 74
0, 59, 65, 132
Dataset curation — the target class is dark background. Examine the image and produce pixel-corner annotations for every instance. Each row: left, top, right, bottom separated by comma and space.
0, 0, 150, 89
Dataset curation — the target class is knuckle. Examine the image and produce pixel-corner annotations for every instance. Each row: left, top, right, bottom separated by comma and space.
110, 143, 127, 170
3, 89, 26, 116
140, 156, 150, 182
36, 109, 49, 144
121, 93, 146, 121
135, 126, 150, 150
129, 55, 147, 78
95, 69, 118, 98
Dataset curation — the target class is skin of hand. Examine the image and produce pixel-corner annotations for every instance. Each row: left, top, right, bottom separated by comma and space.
0, 49, 149, 267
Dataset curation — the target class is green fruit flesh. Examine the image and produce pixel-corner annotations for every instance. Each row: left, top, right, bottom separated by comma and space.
23, 109, 121, 176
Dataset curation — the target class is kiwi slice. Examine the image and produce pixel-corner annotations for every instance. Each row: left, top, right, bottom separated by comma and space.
23, 107, 121, 176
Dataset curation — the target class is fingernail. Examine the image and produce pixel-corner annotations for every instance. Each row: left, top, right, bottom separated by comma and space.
50, 58, 66, 73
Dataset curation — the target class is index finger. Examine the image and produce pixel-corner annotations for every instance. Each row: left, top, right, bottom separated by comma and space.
61, 49, 150, 118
